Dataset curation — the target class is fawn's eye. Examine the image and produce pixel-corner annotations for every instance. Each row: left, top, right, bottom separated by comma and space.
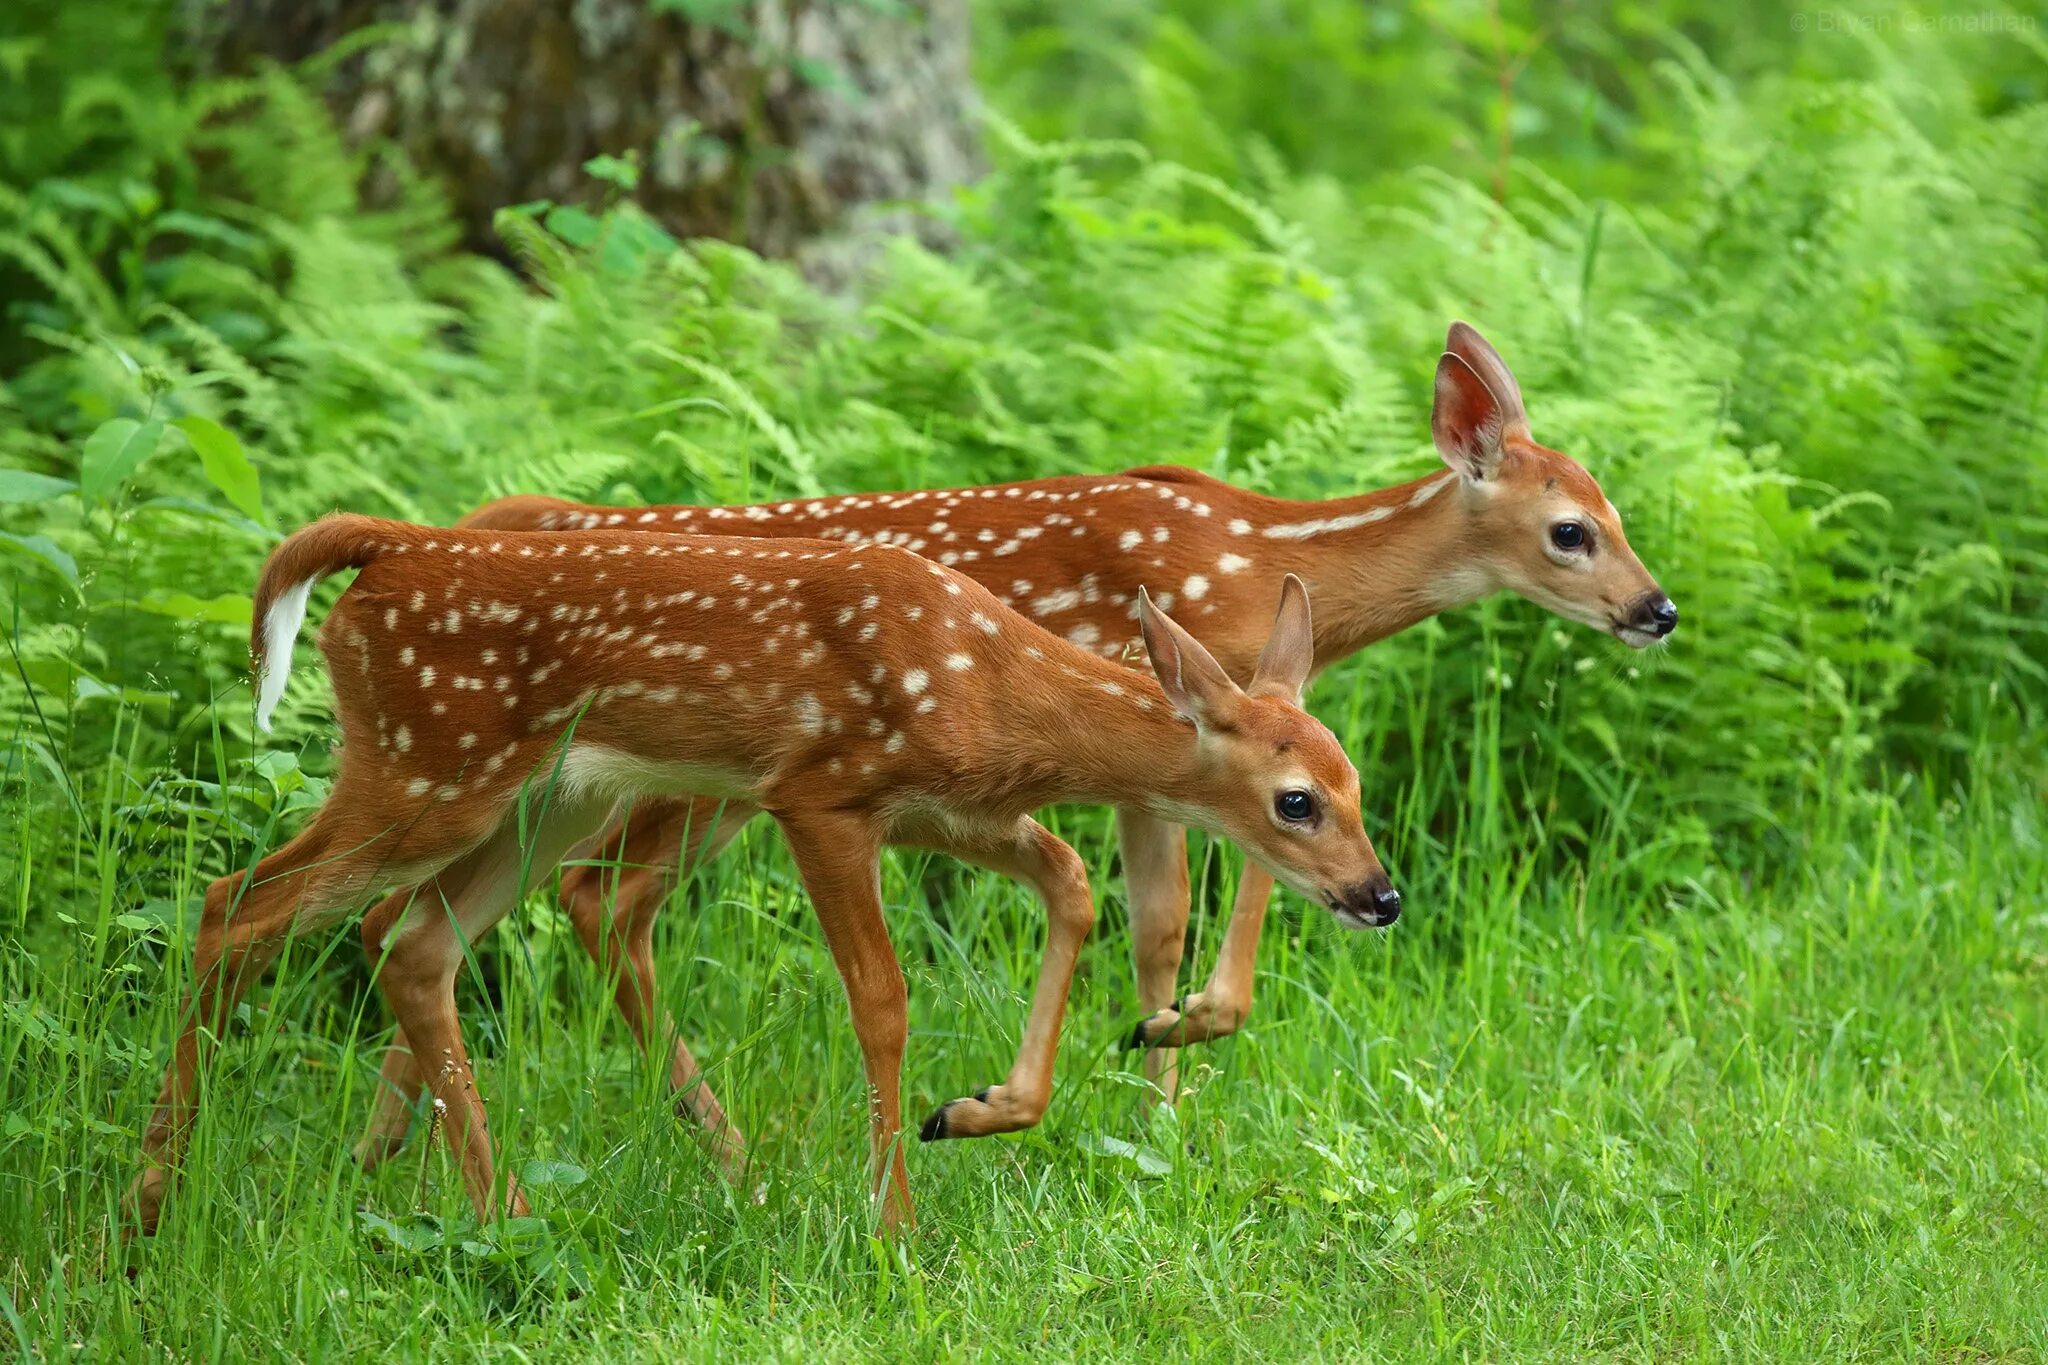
1275, 789, 1316, 823
1551, 521, 1587, 552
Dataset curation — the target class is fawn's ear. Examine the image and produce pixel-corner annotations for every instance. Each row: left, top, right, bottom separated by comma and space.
1444, 321, 1530, 437
1432, 323, 1531, 482
1138, 587, 1244, 730
1247, 573, 1314, 703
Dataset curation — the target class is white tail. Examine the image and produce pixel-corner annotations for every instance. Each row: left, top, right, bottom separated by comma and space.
254, 578, 315, 731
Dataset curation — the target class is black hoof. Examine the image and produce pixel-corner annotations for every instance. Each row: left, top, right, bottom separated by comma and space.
918, 1105, 951, 1142
1125, 998, 1186, 1052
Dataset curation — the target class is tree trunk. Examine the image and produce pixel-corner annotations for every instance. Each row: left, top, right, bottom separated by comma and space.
180, 0, 982, 266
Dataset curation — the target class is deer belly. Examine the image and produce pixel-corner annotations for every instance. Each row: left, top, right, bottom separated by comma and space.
549, 743, 758, 806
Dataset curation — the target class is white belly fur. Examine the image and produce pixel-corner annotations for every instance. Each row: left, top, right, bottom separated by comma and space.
549, 744, 757, 807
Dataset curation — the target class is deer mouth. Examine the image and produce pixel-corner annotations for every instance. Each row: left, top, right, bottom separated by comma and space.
1610, 620, 1663, 649
1321, 888, 1400, 930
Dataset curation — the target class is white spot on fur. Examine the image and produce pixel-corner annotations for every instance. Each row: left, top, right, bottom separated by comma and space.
1183, 575, 1210, 601
945, 652, 973, 671
902, 669, 928, 695
1032, 588, 1080, 616
1217, 553, 1252, 574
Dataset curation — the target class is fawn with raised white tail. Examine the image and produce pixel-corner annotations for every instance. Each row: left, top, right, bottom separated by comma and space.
414, 321, 1675, 1142
125, 517, 1389, 1233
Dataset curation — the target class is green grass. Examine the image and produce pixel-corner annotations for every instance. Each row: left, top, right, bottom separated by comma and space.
3, 1, 2046, 1357
3, 689, 2043, 1361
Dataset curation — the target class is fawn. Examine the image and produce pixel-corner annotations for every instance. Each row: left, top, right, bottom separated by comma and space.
391, 322, 1674, 1152
126, 517, 1390, 1233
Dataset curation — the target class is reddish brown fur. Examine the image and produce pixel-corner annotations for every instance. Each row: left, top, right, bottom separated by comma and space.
128, 516, 1388, 1234
396, 324, 1673, 1147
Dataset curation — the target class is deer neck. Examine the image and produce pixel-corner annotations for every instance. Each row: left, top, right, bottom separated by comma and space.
1244, 471, 1498, 665
990, 647, 1211, 822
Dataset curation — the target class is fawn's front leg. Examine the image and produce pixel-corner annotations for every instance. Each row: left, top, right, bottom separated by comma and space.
1127, 863, 1274, 1051
915, 818, 1096, 1141
1116, 810, 1190, 1099
775, 809, 913, 1233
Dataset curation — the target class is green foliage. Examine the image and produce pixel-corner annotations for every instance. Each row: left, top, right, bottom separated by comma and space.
0, 1, 2044, 1355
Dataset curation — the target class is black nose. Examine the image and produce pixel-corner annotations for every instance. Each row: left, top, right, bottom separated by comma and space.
1333, 879, 1401, 927
1646, 596, 1678, 636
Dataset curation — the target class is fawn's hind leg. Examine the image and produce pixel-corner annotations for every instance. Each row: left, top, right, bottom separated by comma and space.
360, 796, 610, 1221
125, 775, 470, 1236
357, 795, 759, 1178
915, 818, 1097, 1142
563, 796, 757, 1172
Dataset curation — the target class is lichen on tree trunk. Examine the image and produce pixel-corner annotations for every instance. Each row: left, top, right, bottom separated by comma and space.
180, 0, 983, 267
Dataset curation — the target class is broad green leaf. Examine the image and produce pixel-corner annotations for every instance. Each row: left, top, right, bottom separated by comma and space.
1076, 1131, 1171, 1176
63, 674, 171, 707
173, 414, 265, 522
129, 497, 273, 539
16, 658, 102, 698
78, 417, 163, 502
0, 532, 81, 595
544, 204, 602, 248
0, 469, 75, 504
132, 590, 254, 625
248, 750, 303, 784
581, 153, 640, 191
519, 1158, 590, 1189
357, 1209, 446, 1254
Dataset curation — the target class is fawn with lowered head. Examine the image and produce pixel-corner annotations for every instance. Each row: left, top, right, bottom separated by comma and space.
126, 516, 1389, 1233
424, 321, 1676, 1145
